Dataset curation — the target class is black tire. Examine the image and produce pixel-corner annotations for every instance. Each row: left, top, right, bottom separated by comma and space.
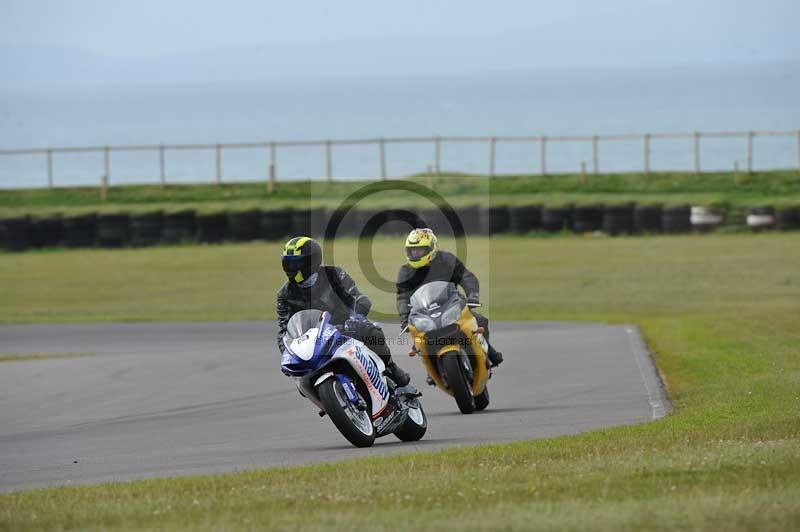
486, 206, 510, 235
228, 210, 261, 241
394, 398, 427, 442
63, 214, 97, 248
541, 206, 571, 232
603, 204, 635, 236
776, 207, 800, 231
454, 205, 482, 237
475, 385, 490, 411
441, 351, 475, 414
30, 216, 64, 248
97, 214, 131, 248
260, 209, 295, 241
317, 378, 376, 448
131, 211, 163, 247
662, 206, 691, 234
572, 205, 604, 234
0, 217, 32, 252
162, 210, 196, 244
197, 212, 229, 243
634, 204, 663, 233
508, 205, 542, 234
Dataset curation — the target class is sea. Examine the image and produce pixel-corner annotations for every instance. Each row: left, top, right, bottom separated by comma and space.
1, 62, 798, 189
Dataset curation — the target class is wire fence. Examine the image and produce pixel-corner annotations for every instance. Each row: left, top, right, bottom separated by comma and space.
1, 129, 799, 191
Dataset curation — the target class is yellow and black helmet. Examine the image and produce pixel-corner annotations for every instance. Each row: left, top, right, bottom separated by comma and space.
405, 228, 438, 269
281, 236, 322, 284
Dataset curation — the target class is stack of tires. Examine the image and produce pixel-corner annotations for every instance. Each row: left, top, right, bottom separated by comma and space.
634, 205, 662, 233
63, 214, 97, 248
131, 212, 163, 246
541, 205, 572, 232
507, 205, 541, 234
97, 214, 131, 247
162, 210, 195, 243
197, 212, 228, 243
2, 202, 800, 253
747, 207, 776, 232
603, 204, 635, 235
0, 217, 32, 251
572, 205, 603, 234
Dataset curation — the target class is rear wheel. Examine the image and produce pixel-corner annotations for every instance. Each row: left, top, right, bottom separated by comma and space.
441, 351, 475, 414
394, 397, 427, 442
475, 385, 490, 411
318, 378, 376, 448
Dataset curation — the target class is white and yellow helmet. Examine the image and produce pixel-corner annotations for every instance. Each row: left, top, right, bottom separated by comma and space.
405, 228, 438, 269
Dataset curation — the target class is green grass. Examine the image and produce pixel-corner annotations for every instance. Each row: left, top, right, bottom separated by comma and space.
0, 353, 93, 363
1, 170, 798, 217
1, 234, 799, 530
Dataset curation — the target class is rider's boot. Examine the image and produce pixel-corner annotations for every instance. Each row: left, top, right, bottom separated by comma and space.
487, 342, 504, 367
385, 360, 411, 387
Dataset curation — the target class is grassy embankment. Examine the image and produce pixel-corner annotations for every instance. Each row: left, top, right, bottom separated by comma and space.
1, 234, 799, 530
1, 170, 798, 218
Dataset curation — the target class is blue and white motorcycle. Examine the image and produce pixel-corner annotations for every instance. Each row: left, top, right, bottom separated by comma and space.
281, 309, 427, 448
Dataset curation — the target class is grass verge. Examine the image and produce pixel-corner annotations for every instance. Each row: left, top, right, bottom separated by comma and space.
0, 353, 93, 363
1, 234, 799, 530
0, 170, 798, 217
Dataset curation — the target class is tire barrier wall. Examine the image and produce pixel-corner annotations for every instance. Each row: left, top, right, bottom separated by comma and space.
541, 206, 572, 232
1, 203, 798, 252
97, 214, 131, 248
131, 211, 163, 247
572, 205, 604, 234
163, 210, 195, 243
662, 206, 691, 234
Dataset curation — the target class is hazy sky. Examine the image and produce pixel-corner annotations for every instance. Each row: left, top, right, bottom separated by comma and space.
2, 0, 798, 83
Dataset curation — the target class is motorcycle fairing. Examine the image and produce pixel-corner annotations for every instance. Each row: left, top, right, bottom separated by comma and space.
329, 338, 390, 418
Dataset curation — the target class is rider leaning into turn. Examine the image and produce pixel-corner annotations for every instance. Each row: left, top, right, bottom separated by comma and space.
396, 228, 504, 368
276, 236, 411, 387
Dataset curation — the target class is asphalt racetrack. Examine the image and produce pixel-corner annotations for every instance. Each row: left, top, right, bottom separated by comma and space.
0, 321, 668, 492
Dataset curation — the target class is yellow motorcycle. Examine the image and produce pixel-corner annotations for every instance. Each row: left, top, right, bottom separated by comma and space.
405, 281, 491, 414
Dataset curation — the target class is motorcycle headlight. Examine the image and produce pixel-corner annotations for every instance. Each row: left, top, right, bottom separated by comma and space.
411, 315, 436, 332
441, 303, 462, 326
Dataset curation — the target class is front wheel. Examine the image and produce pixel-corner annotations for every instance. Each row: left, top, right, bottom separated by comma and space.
394, 398, 427, 442
318, 378, 376, 448
441, 351, 475, 414
475, 385, 490, 411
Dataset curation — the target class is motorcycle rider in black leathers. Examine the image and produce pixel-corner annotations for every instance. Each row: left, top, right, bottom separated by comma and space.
396, 228, 503, 368
277, 236, 411, 387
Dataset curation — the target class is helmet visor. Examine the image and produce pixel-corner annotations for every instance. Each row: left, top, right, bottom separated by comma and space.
406, 245, 432, 261
282, 255, 306, 275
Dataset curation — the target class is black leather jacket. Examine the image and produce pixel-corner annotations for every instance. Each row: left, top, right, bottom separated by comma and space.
276, 266, 371, 349
396, 250, 479, 324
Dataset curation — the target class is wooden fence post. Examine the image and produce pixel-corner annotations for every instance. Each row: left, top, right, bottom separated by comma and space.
268, 142, 276, 194
644, 133, 651, 175
215, 144, 222, 184
540, 136, 548, 176
694, 131, 701, 175
592, 135, 599, 175
103, 146, 110, 184
46, 149, 53, 189
489, 137, 496, 177
325, 140, 333, 183
379, 138, 387, 179
747, 131, 754, 174
159, 144, 166, 187
434, 136, 441, 175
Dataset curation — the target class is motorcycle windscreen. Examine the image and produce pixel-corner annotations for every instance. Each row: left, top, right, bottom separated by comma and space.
410, 281, 457, 312
285, 309, 325, 342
